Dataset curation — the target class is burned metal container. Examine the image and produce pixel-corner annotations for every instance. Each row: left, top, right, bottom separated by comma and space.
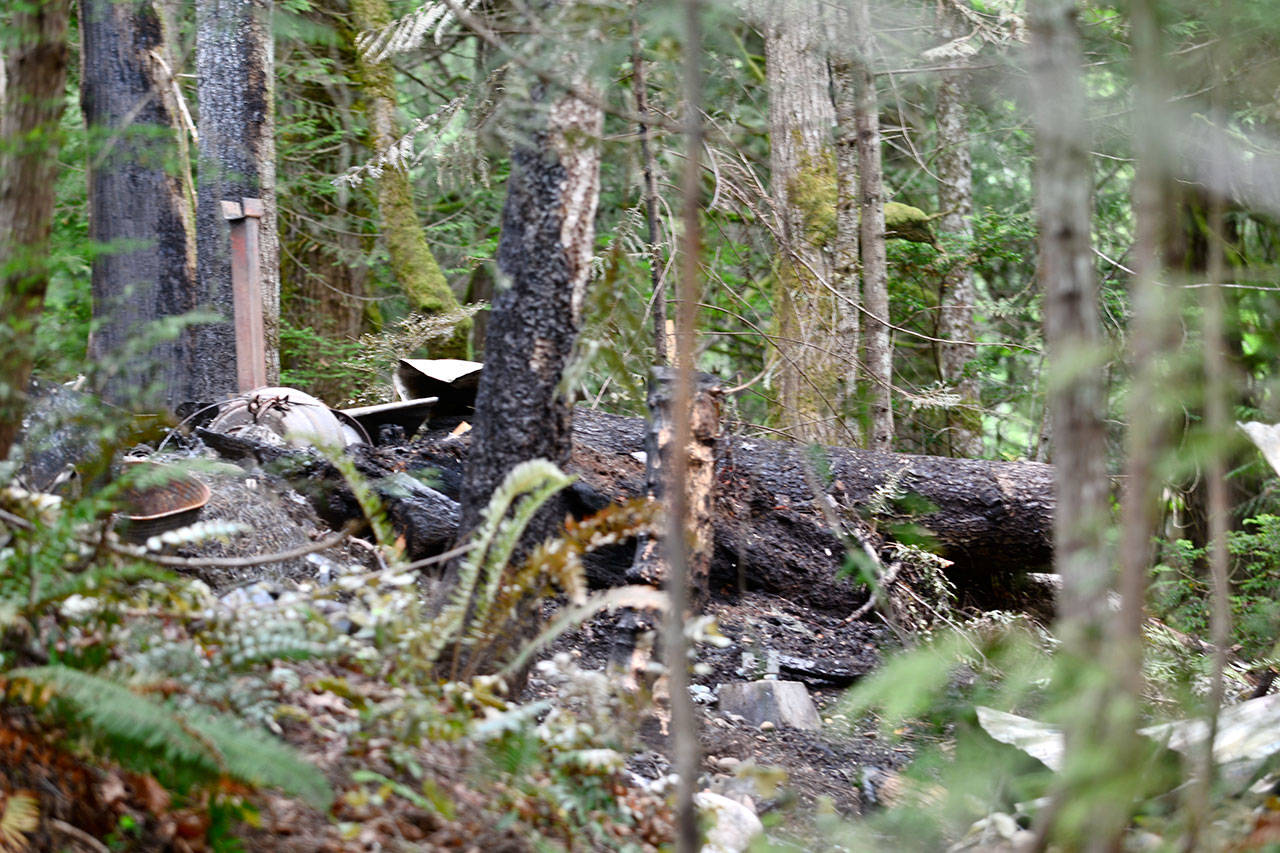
207, 387, 369, 449
117, 459, 211, 542
393, 359, 482, 417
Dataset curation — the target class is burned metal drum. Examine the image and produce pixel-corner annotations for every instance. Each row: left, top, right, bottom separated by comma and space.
207, 387, 368, 449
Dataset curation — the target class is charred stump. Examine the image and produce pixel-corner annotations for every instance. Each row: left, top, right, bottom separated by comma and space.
455, 83, 602, 548
628, 368, 722, 608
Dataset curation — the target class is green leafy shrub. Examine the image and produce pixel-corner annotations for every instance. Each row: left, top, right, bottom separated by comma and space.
1152, 514, 1280, 658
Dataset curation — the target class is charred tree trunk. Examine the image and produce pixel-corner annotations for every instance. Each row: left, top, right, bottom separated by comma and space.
456, 83, 603, 543
934, 0, 982, 458
80, 0, 199, 412
570, 408, 1054, 610
852, 0, 893, 451
628, 369, 722, 606
762, 3, 846, 444
192, 0, 278, 400
0, 0, 71, 461
352, 0, 469, 358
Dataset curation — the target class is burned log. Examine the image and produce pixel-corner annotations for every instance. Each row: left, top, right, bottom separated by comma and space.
568, 408, 1053, 612
196, 427, 460, 559
196, 404, 1053, 613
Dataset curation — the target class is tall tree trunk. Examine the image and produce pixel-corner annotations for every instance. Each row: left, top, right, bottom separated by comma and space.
193, 0, 278, 400
450, 80, 602, 683
762, 2, 844, 444
630, 12, 667, 367
457, 83, 602, 540
277, 20, 373, 400
352, 0, 468, 358
1115, 0, 1175, 779
0, 0, 71, 461
80, 0, 199, 412
1030, 0, 1108, 657
831, 59, 860, 444
934, 0, 982, 457
853, 0, 893, 451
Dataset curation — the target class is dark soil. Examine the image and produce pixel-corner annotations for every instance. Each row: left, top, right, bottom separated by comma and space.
528, 590, 907, 832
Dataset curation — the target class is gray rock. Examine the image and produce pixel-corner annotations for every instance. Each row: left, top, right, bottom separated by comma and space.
717, 680, 821, 731
695, 790, 762, 853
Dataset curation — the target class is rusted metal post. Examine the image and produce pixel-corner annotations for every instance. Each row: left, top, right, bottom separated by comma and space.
222, 197, 267, 392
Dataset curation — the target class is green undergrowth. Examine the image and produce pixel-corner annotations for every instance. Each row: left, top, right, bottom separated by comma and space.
1, 430, 668, 850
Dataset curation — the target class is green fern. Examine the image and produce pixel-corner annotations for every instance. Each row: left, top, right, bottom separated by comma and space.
5, 665, 332, 810
416, 460, 574, 669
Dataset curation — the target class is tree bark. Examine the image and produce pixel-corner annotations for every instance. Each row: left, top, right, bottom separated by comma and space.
852, 0, 893, 451
193, 0, 278, 400
1029, 0, 1109, 641
628, 369, 721, 607
351, 0, 469, 358
761, 1, 847, 445
0, 0, 71, 461
934, 0, 982, 458
831, 59, 860, 443
570, 408, 1053, 609
80, 0, 199, 412
456, 82, 603, 542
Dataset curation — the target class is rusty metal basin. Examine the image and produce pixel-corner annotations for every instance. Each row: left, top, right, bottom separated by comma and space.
117, 459, 211, 542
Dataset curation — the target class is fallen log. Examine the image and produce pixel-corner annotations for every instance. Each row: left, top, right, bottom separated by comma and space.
196, 427, 461, 559
196, 407, 1055, 613
568, 409, 1054, 612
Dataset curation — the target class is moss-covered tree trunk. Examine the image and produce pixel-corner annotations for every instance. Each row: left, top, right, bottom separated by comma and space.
352, 0, 468, 359
278, 14, 375, 400
0, 0, 70, 461
762, 2, 849, 445
81, 0, 199, 412
935, 0, 982, 457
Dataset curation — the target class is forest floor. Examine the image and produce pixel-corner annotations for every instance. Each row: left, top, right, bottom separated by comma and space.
87, 442, 917, 851
6, 396, 1011, 851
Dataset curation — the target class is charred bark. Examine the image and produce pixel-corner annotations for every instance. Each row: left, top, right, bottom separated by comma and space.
195, 428, 461, 558
192, 0, 278, 400
455, 82, 603, 543
198, 406, 1054, 612
80, 0, 199, 412
570, 409, 1054, 611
